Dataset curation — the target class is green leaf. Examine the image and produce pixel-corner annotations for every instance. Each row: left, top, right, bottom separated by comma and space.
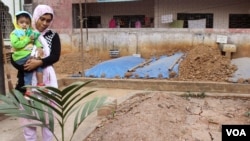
44, 86, 62, 97
48, 106, 55, 132
0, 104, 18, 110
0, 94, 16, 105
73, 107, 82, 132
0, 80, 108, 141
5, 113, 39, 121
63, 105, 80, 124
6, 93, 20, 106
15, 93, 33, 115
87, 97, 99, 115
28, 95, 62, 117
33, 100, 46, 123
71, 96, 107, 140
61, 82, 83, 97
79, 102, 90, 123
95, 96, 107, 109
63, 90, 95, 119
0, 109, 21, 114
61, 81, 93, 99
21, 123, 47, 129
0, 91, 23, 110
62, 93, 81, 110
33, 90, 62, 107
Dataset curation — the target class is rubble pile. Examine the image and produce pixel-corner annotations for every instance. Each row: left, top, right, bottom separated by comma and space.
177, 45, 237, 82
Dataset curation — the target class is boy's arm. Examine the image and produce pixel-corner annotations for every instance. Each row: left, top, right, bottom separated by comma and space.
10, 32, 31, 49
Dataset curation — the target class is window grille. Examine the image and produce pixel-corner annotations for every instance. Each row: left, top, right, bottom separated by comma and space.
0, 2, 14, 39
177, 13, 213, 28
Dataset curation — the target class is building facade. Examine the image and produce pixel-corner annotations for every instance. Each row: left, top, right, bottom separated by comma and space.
2, 0, 250, 58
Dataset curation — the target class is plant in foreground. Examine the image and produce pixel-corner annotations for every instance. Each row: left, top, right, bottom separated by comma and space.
0, 81, 107, 141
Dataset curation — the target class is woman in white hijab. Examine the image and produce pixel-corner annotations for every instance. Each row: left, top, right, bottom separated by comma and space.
11, 4, 61, 141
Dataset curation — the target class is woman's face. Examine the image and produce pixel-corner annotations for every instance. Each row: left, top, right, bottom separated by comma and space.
35, 14, 53, 32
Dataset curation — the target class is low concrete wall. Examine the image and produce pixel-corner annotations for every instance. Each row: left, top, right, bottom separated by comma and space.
59, 78, 250, 94
63, 28, 250, 59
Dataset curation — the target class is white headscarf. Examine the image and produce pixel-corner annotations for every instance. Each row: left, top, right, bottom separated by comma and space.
32, 5, 54, 57
31, 5, 58, 88
32, 4, 54, 35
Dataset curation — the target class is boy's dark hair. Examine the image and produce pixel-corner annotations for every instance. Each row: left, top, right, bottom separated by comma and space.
16, 13, 31, 22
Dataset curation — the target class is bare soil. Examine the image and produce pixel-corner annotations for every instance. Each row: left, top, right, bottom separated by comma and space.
6, 45, 249, 141
176, 45, 237, 82
85, 92, 250, 141
53, 45, 250, 141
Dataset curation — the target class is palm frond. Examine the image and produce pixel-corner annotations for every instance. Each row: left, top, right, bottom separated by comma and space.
0, 80, 107, 141
61, 81, 93, 99
73, 96, 107, 133
63, 90, 96, 118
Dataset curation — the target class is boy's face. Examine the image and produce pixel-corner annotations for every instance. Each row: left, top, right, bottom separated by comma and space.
17, 16, 31, 30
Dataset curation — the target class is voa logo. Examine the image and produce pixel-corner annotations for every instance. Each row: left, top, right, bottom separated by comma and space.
226, 129, 246, 136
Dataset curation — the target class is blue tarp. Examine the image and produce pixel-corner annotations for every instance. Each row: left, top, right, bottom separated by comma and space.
132, 52, 184, 78
85, 56, 145, 78
85, 52, 184, 79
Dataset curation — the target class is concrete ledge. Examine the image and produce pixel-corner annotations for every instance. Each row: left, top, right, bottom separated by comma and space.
58, 78, 250, 94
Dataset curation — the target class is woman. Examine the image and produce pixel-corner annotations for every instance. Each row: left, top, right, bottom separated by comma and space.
11, 4, 61, 141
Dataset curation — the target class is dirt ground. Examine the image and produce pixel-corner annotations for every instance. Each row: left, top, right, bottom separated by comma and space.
4, 45, 249, 141
84, 92, 250, 141
52, 45, 250, 141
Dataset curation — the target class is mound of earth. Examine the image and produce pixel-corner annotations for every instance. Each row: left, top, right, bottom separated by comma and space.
84, 92, 250, 141
54, 52, 103, 75
176, 45, 237, 82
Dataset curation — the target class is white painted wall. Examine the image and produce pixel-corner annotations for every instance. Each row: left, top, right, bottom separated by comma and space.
70, 28, 250, 59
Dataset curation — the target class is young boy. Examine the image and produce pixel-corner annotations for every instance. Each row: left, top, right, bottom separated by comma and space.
10, 11, 44, 98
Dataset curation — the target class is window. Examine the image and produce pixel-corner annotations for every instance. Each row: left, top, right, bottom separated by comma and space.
229, 14, 250, 28
113, 15, 145, 28
177, 13, 213, 28
86, 16, 101, 28
72, 1, 154, 28
0, 2, 14, 39
72, 4, 101, 28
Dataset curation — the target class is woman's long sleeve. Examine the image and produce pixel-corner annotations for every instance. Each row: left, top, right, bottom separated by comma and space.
41, 32, 61, 67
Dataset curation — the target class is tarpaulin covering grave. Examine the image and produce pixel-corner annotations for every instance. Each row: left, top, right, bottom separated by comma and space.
85, 52, 184, 79
85, 56, 145, 78
131, 52, 184, 78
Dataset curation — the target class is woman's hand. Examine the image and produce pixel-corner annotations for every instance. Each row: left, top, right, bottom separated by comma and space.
24, 59, 43, 71
36, 48, 44, 59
